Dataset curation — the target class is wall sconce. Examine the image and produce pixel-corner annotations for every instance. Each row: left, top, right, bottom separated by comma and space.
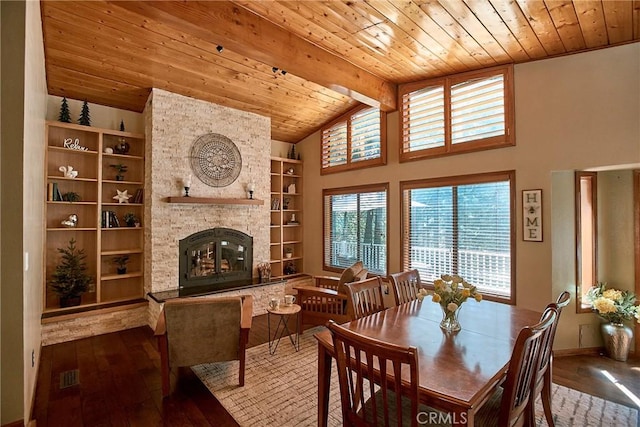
246, 181, 255, 199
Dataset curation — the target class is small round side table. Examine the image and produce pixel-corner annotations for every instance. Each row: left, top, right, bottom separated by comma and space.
267, 303, 301, 355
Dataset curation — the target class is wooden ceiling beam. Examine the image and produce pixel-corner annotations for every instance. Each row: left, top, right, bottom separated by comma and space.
111, 0, 397, 112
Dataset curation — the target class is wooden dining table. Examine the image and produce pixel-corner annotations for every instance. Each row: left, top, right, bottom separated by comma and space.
314, 298, 542, 427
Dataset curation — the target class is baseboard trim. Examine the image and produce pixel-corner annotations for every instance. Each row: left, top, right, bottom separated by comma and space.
554, 347, 603, 357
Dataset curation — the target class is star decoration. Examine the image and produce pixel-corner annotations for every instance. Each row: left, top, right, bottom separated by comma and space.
113, 189, 131, 204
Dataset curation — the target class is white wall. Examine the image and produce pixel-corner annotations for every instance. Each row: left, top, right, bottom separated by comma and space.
271, 140, 293, 159
298, 43, 640, 350
23, 0, 47, 421
47, 95, 144, 134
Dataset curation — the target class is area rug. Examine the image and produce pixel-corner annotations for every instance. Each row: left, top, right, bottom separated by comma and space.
193, 328, 638, 427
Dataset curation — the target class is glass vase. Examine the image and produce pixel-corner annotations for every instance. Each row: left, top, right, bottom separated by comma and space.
440, 304, 461, 332
600, 322, 633, 361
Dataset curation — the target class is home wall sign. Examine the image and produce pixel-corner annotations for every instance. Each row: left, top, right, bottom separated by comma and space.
189, 133, 242, 187
522, 189, 542, 242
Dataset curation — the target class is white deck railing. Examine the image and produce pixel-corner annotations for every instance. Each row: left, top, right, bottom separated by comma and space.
331, 242, 510, 295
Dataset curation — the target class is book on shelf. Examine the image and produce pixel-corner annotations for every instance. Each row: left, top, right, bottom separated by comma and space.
48, 182, 63, 201
54, 183, 63, 202
101, 210, 121, 228
133, 188, 143, 204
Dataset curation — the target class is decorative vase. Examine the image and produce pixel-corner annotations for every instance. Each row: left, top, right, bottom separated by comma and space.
601, 322, 633, 361
440, 305, 462, 332
259, 271, 271, 283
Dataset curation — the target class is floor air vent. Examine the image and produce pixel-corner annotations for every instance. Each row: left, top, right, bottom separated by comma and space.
60, 369, 79, 389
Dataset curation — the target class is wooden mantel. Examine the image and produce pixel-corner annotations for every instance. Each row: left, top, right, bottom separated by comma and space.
165, 197, 264, 205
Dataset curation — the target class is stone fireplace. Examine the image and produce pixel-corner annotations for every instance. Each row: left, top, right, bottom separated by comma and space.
144, 89, 275, 323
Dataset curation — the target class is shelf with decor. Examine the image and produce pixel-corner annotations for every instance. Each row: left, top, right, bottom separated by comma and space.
43, 121, 145, 316
270, 156, 303, 278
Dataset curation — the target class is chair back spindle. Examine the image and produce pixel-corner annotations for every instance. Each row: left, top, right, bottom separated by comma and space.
344, 277, 386, 320
388, 270, 422, 306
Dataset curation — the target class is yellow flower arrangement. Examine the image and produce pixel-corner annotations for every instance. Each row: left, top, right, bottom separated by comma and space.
417, 274, 481, 331
585, 282, 640, 325
417, 274, 482, 311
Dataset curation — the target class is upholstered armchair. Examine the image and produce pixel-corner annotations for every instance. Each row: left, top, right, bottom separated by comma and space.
155, 295, 253, 397
293, 261, 368, 332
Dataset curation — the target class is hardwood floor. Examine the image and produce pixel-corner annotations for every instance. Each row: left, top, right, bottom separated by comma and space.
32, 314, 640, 426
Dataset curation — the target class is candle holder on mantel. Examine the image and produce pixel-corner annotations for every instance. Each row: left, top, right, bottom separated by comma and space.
182, 175, 192, 197
246, 181, 255, 199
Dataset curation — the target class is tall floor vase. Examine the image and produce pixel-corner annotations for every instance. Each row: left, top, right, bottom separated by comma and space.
600, 322, 633, 362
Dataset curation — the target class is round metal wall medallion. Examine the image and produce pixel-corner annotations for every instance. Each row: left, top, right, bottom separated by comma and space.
190, 133, 242, 187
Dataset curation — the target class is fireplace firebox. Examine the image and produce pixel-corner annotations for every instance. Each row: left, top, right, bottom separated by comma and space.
179, 228, 253, 289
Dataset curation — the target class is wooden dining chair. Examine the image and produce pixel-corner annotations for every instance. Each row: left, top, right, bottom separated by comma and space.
531, 291, 571, 427
475, 306, 557, 427
344, 276, 386, 320
327, 320, 422, 427
388, 269, 422, 305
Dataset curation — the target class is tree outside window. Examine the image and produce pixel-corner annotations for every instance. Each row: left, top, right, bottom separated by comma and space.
323, 185, 388, 275
401, 171, 515, 302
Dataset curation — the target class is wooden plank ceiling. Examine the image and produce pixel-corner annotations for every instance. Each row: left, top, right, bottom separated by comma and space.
41, 1, 640, 143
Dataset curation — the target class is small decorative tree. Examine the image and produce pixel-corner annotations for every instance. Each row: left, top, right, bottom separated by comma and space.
78, 100, 91, 126
110, 164, 128, 181
112, 255, 130, 274
50, 238, 91, 307
58, 97, 72, 123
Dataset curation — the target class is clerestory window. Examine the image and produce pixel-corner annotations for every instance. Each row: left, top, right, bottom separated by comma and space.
399, 66, 514, 162
321, 106, 386, 174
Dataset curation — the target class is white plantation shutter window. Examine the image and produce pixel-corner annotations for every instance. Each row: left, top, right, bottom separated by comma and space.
351, 108, 381, 162
323, 185, 388, 275
402, 85, 445, 152
399, 66, 513, 161
322, 122, 348, 168
321, 106, 386, 173
451, 74, 505, 144
402, 172, 514, 301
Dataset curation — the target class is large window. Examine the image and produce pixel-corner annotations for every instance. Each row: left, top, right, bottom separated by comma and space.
576, 172, 597, 312
321, 106, 386, 174
323, 184, 388, 275
399, 66, 514, 162
401, 171, 515, 302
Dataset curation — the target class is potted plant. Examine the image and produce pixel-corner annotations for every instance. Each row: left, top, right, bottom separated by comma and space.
62, 191, 81, 202
284, 247, 293, 259
110, 163, 128, 181
49, 238, 91, 307
123, 212, 140, 227
585, 282, 640, 361
112, 255, 130, 274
